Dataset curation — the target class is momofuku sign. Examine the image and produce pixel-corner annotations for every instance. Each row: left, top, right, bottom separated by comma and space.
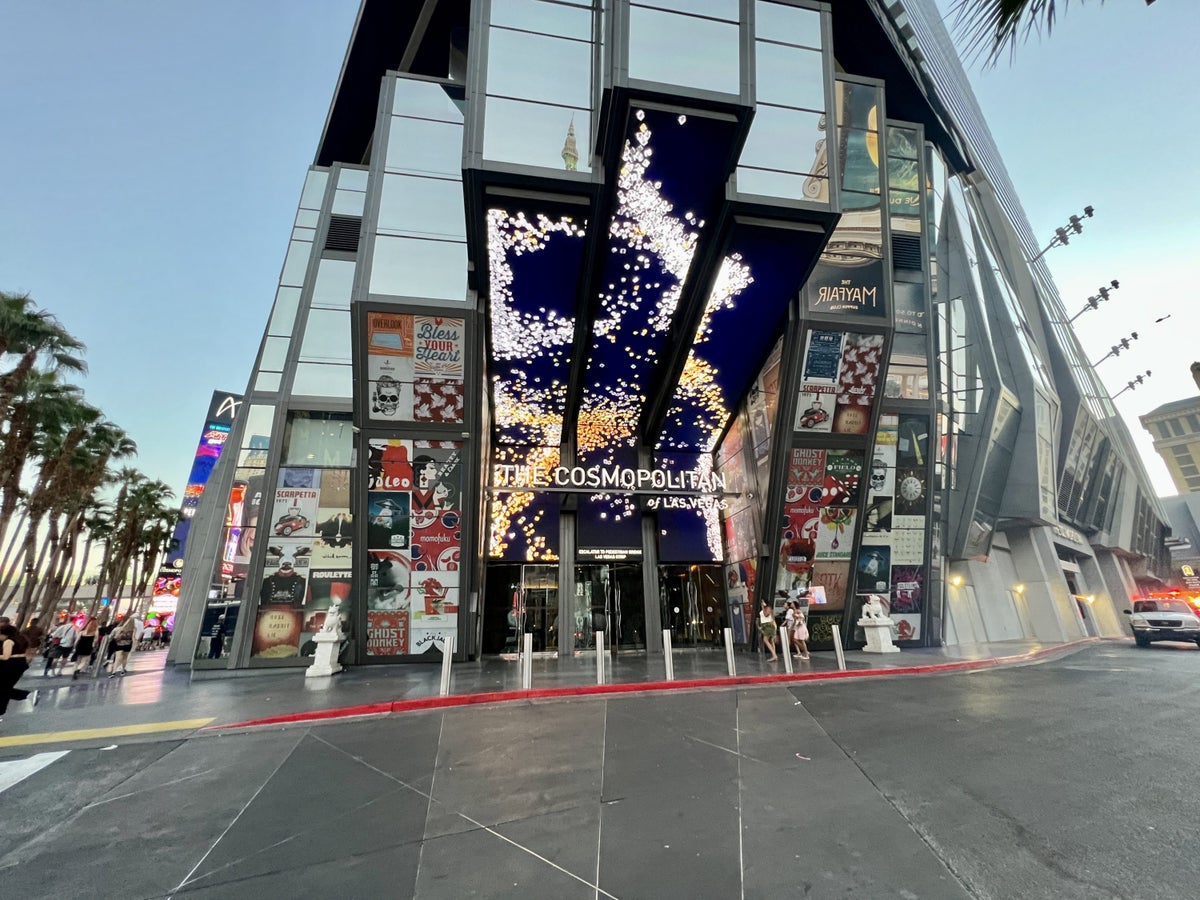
492, 463, 727, 494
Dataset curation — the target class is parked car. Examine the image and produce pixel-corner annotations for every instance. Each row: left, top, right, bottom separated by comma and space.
1124, 599, 1200, 648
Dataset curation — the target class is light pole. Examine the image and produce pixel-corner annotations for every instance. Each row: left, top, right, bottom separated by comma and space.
1029, 205, 1095, 262
1112, 370, 1152, 399
1092, 331, 1139, 366
1068, 279, 1121, 323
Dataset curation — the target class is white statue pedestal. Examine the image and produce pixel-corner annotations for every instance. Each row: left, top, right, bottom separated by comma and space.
858, 616, 900, 653
306, 631, 343, 678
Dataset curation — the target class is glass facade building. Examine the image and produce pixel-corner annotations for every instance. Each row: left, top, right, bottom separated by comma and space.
168, 0, 1170, 673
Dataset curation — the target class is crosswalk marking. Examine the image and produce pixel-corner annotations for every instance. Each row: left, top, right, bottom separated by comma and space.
0, 750, 70, 794
0, 718, 214, 749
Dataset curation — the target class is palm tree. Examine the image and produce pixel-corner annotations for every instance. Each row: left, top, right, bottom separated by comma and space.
91, 472, 174, 617
0, 292, 86, 431
951, 1, 1157, 67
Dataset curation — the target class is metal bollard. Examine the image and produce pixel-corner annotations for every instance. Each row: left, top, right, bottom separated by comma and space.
662, 629, 674, 681
521, 632, 533, 690
781, 629, 793, 674
723, 627, 736, 677
595, 630, 606, 685
830, 623, 847, 671
438, 634, 455, 696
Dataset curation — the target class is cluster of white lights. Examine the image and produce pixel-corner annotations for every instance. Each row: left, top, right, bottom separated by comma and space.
579, 112, 704, 449
485, 208, 584, 561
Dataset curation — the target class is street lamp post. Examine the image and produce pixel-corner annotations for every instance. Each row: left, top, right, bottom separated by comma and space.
1068, 279, 1121, 323
1092, 331, 1139, 366
1029, 205, 1095, 262
1112, 371, 1152, 399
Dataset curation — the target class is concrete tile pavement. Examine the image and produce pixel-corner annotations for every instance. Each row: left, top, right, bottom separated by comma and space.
0, 639, 1104, 753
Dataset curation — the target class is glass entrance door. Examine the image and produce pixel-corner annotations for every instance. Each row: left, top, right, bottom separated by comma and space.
574, 563, 645, 652
482, 564, 558, 655
659, 564, 726, 647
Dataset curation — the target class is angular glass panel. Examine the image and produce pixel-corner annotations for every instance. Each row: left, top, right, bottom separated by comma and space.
338, 168, 369, 191
280, 240, 312, 287
393, 78, 465, 122
295, 209, 319, 228
369, 235, 468, 301
260, 336, 289, 371
254, 371, 282, 393
488, 28, 592, 109
386, 116, 463, 177
378, 174, 466, 240
887, 155, 920, 194
736, 167, 826, 202
267, 287, 301, 336
284, 412, 354, 467
491, 0, 593, 40
740, 106, 826, 175
756, 1, 822, 49
332, 188, 365, 217
755, 42, 824, 111
637, 0, 739, 21
292, 362, 353, 398
300, 309, 351, 363
242, 404, 276, 448
888, 125, 920, 160
311, 258, 356, 309
628, 7, 740, 94
840, 129, 883, 194
291, 226, 316, 242
300, 170, 329, 209
835, 81, 880, 132
483, 97, 591, 171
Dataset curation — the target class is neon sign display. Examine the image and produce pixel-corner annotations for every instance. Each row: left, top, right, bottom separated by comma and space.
492, 463, 727, 494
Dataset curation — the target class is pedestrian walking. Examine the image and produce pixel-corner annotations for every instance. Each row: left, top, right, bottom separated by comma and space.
71, 616, 100, 680
109, 618, 137, 676
0, 624, 34, 722
793, 608, 811, 661
44, 619, 77, 676
20, 617, 46, 664
781, 600, 796, 655
758, 600, 779, 661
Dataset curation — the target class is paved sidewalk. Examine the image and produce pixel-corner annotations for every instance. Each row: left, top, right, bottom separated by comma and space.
0, 639, 1102, 753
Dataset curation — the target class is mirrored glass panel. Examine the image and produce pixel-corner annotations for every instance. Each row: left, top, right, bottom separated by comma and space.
260, 336, 289, 371
483, 97, 591, 171
300, 309, 351, 363
338, 168, 369, 190
268, 287, 301, 336
300, 170, 329, 209
487, 28, 591, 109
740, 106, 826, 175
490, 0, 593, 39
280, 240, 312, 287
639, 0, 738, 20
392, 78, 464, 122
332, 188, 365, 217
756, 1, 821, 49
378, 174, 466, 240
311, 259, 356, 309
755, 42, 824, 111
369, 235, 468, 301
243, 405, 276, 448
385, 117, 463, 177
628, 7, 740, 94
283, 411, 353, 467
292, 363, 353, 398
295, 209, 319, 228
255, 371, 282, 393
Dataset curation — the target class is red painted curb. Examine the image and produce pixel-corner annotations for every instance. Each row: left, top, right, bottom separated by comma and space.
205, 637, 1099, 732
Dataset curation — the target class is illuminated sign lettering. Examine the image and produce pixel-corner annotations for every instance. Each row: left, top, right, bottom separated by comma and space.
492, 464, 726, 494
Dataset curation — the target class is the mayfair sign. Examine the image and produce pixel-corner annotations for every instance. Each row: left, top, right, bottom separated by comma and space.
492, 463, 727, 495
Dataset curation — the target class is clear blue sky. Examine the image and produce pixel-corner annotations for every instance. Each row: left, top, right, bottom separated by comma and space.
2, 1, 1196, 498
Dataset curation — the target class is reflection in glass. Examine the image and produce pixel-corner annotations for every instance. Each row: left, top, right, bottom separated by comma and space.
338, 168, 369, 191
488, 28, 591, 109
267, 287, 301, 336
284, 412, 353, 467
369, 235, 468, 301
393, 78, 464, 122
386, 117, 464, 177
628, 7, 740, 95
737, 168, 825, 201
888, 125, 920, 160
280, 240, 312, 287
755, 1, 821, 48
300, 309, 351, 363
378, 174, 466, 240
638, 0, 738, 20
490, 0, 593, 39
311, 259, 356, 309
483, 97, 591, 171
740, 106, 826, 175
260, 336, 289, 371
242, 405, 276, 448
755, 42, 825, 110
292, 362, 353, 398
300, 170, 329, 209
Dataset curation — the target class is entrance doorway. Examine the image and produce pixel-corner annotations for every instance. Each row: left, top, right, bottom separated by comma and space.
481, 564, 558, 655
575, 563, 644, 652
658, 564, 725, 647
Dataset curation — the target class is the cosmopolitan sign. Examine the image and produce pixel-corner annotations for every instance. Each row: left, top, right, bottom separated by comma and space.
492, 464, 727, 494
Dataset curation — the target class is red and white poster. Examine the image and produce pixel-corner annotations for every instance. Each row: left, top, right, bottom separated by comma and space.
367, 610, 409, 656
